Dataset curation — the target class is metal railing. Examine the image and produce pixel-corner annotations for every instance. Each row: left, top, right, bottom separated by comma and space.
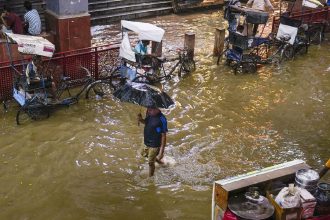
0, 44, 119, 101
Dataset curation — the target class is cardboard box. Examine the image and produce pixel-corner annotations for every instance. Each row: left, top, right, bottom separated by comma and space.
299, 188, 316, 219
213, 160, 310, 210
267, 190, 303, 220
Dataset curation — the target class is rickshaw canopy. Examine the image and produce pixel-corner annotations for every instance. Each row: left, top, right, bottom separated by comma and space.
302, 0, 323, 8
5, 33, 55, 57
229, 6, 269, 24
119, 32, 136, 62
121, 20, 165, 42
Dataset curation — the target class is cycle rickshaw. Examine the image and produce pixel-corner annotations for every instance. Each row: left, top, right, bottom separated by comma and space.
219, 6, 309, 73
222, 6, 272, 73
4, 33, 107, 125
109, 20, 195, 88
273, 0, 330, 45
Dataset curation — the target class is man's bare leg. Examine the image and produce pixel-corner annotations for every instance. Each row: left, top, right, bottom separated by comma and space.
149, 162, 155, 177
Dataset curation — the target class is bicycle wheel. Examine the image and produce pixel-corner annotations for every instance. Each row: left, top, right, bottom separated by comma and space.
16, 104, 50, 125
182, 59, 196, 73
281, 45, 294, 61
132, 75, 152, 84
85, 81, 112, 100
109, 68, 126, 90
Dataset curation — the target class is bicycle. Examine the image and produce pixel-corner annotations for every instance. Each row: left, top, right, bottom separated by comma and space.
16, 67, 111, 125
110, 48, 196, 87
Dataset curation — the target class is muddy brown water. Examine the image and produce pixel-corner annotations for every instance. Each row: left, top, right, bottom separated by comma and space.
1, 11, 330, 220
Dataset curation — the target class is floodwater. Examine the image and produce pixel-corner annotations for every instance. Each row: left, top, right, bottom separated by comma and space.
1, 10, 330, 220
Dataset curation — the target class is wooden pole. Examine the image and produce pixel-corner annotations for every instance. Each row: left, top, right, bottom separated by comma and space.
184, 32, 195, 60
151, 41, 162, 57
213, 28, 226, 57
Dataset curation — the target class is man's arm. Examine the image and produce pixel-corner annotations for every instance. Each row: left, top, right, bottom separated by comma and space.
157, 133, 166, 161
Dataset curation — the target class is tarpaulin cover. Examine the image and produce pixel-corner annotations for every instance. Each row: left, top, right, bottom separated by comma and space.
121, 20, 165, 42
303, 0, 323, 8
5, 33, 55, 57
119, 32, 136, 62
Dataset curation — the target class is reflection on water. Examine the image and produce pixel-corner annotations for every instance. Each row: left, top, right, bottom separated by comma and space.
1, 11, 330, 220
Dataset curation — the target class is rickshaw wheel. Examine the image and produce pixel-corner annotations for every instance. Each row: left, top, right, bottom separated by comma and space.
132, 75, 152, 84
243, 63, 257, 74
225, 59, 233, 66
85, 81, 112, 100
181, 59, 196, 74
271, 56, 281, 67
309, 29, 323, 45
16, 105, 50, 125
109, 68, 126, 90
296, 44, 308, 56
281, 46, 294, 61
234, 62, 257, 74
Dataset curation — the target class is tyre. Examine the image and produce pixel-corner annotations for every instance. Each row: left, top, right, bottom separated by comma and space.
16, 105, 49, 125
109, 68, 126, 90
225, 59, 233, 66
234, 63, 242, 75
85, 81, 112, 100
132, 75, 152, 84
309, 29, 323, 45
271, 55, 281, 67
281, 45, 294, 61
242, 63, 257, 73
182, 59, 196, 73
296, 44, 308, 56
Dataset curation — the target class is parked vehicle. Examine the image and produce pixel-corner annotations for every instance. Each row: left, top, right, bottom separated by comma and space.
272, 0, 330, 45
218, 6, 309, 73
108, 20, 195, 88
4, 33, 109, 125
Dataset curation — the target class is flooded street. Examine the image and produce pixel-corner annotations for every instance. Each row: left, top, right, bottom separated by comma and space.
1, 10, 330, 220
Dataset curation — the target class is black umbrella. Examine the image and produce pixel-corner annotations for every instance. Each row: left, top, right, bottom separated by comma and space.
113, 82, 174, 109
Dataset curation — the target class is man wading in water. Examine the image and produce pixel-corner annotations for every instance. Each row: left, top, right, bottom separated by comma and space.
138, 107, 168, 177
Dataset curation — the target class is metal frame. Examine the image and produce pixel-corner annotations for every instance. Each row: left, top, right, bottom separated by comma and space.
0, 45, 120, 101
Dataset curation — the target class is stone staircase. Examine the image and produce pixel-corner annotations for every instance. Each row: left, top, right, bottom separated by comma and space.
89, 0, 173, 26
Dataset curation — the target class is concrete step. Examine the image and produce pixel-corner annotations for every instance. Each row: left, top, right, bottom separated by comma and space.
88, 0, 165, 9
89, 1, 172, 17
89, 0, 166, 9
91, 6, 173, 25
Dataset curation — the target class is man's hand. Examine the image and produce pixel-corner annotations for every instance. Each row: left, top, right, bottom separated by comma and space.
156, 152, 164, 161
156, 154, 164, 164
